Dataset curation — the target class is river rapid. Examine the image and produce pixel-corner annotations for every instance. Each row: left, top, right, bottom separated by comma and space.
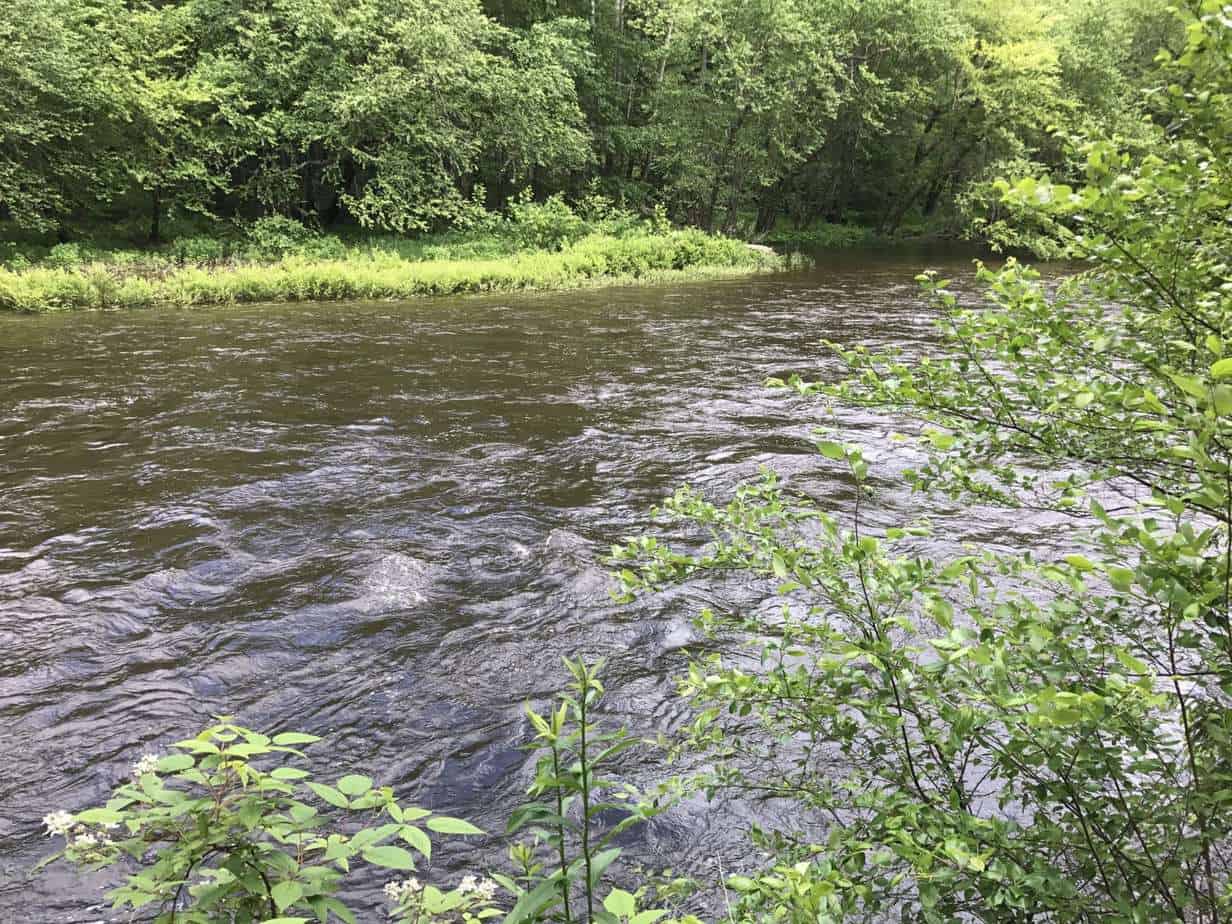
0, 247, 1076, 920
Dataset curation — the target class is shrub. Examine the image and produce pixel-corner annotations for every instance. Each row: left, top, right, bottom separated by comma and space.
171, 235, 227, 264
44, 241, 88, 268
244, 216, 321, 260
0, 241, 36, 269
509, 192, 586, 251
38, 675, 686, 924
39, 719, 483, 922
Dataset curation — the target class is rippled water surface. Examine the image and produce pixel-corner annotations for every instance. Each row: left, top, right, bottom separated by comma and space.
0, 247, 1074, 920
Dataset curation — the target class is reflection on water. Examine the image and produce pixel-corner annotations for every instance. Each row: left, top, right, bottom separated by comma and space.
0, 246, 1072, 919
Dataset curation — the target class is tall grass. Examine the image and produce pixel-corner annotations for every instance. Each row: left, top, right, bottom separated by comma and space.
0, 231, 780, 313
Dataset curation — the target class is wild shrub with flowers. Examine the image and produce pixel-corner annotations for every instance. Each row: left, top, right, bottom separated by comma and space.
39, 718, 483, 922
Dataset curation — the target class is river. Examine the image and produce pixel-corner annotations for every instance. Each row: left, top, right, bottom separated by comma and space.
0, 246, 1076, 920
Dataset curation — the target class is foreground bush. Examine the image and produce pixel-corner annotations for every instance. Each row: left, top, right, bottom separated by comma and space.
38, 719, 485, 922
0, 230, 778, 312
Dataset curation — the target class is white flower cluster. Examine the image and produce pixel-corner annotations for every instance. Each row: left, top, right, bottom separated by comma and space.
70, 830, 113, 850
44, 811, 114, 855
457, 876, 498, 902
131, 753, 160, 778
42, 811, 74, 838
384, 878, 423, 905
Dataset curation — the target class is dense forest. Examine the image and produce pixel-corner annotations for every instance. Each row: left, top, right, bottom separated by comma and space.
0, 0, 1179, 242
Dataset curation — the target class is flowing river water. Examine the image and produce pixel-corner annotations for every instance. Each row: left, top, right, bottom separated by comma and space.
0, 247, 1076, 920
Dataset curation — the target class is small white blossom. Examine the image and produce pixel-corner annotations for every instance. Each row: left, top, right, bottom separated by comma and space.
131, 754, 160, 778
43, 811, 74, 838
474, 879, 498, 902
384, 878, 423, 906
456, 875, 497, 902
72, 832, 99, 849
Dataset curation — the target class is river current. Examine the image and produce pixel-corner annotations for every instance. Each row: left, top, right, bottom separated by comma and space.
0, 247, 1075, 920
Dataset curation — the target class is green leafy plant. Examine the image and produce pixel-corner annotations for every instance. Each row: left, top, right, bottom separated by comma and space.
244, 217, 322, 260
500, 658, 673, 924
44, 241, 88, 268
509, 193, 586, 252
172, 235, 229, 264
40, 718, 482, 923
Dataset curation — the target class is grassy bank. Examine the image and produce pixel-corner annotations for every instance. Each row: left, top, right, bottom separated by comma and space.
0, 229, 781, 313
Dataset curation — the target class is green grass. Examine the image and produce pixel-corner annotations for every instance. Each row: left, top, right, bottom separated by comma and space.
0, 230, 782, 313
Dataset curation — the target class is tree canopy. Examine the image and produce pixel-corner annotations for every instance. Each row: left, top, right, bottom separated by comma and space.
0, 0, 1178, 241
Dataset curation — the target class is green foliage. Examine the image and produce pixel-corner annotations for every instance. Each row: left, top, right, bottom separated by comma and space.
0, 0, 1176, 241
172, 235, 229, 264
503, 658, 676, 924
385, 873, 504, 924
612, 2, 1232, 920
243, 218, 348, 262
43, 242, 88, 269
39, 719, 482, 923
760, 224, 882, 248
510, 193, 588, 251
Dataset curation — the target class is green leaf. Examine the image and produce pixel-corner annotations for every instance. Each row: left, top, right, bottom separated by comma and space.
1169, 372, 1207, 398
1211, 358, 1232, 378
604, 889, 636, 919
818, 441, 845, 460
336, 774, 373, 796
1064, 554, 1096, 573
156, 754, 195, 773
318, 899, 357, 924
1106, 566, 1136, 592
307, 782, 350, 809
272, 880, 304, 911
361, 845, 416, 870
1213, 384, 1232, 415
400, 825, 432, 858
76, 808, 124, 825
588, 847, 621, 888
503, 875, 563, 924
425, 816, 484, 835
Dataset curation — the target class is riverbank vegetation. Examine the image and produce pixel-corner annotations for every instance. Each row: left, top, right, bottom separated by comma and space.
0, 199, 780, 312
32, 0, 1232, 921
0, 229, 777, 313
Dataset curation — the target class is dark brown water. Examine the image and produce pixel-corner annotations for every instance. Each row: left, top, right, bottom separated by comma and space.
0, 247, 1075, 920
